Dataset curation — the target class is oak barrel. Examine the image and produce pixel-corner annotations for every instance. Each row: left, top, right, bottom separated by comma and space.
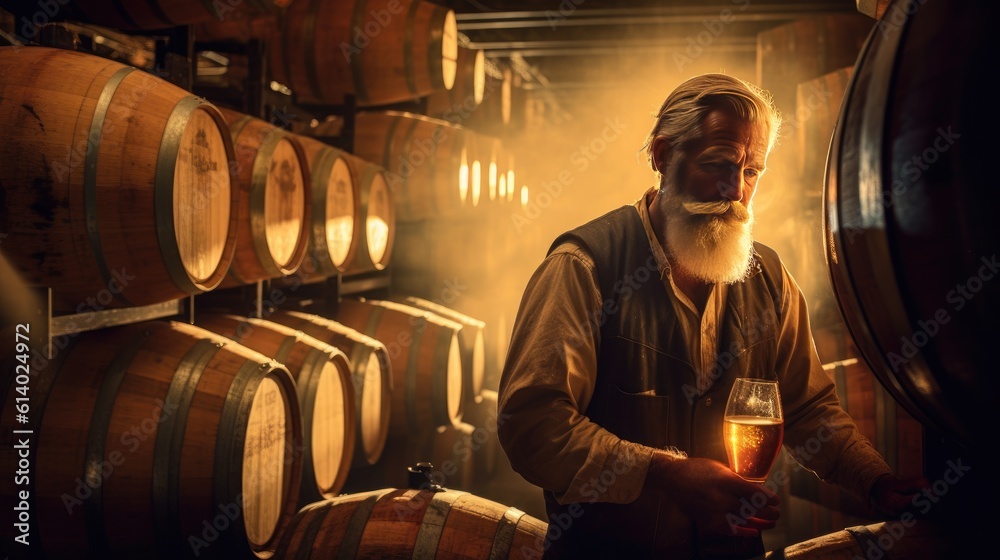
334, 298, 464, 437
195, 313, 357, 505
321, 110, 475, 222
270, 0, 457, 107
0, 320, 302, 559
273, 488, 549, 559
0, 46, 237, 311
824, 0, 998, 449
285, 133, 360, 283
0, 0, 292, 31
399, 295, 486, 404
823, 0, 993, 552
267, 309, 392, 468
464, 62, 512, 136
339, 152, 395, 274
763, 521, 950, 559
218, 107, 311, 287
425, 45, 486, 123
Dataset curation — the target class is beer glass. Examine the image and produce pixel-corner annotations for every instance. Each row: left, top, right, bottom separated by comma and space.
723, 378, 783, 483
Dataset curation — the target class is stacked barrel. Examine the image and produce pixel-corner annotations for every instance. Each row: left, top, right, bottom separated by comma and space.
0, 1, 546, 557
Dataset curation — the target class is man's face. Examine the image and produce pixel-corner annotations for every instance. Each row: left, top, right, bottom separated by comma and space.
667, 107, 768, 209
657, 108, 769, 284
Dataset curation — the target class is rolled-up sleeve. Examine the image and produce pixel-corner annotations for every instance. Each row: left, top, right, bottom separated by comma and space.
497, 243, 656, 505
775, 263, 893, 505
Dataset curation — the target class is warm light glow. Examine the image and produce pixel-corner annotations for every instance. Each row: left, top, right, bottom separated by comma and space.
459, 160, 469, 205
367, 216, 389, 264
520, 185, 528, 207
499, 175, 507, 199
472, 160, 482, 206
489, 161, 498, 201
326, 216, 354, 266
507, 169, 515, 201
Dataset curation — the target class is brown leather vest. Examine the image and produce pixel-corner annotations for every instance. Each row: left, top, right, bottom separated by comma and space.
541, 206, 785, 559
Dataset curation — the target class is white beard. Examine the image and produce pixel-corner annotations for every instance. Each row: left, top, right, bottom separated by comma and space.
660, 179, 756, 285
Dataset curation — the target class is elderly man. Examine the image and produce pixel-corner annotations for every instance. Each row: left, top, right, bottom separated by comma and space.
497, 74, 924, 559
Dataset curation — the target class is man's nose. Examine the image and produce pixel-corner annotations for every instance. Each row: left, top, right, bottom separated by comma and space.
717, 172, 745, 202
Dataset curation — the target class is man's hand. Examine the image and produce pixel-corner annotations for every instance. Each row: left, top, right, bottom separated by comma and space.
646, 454, 780, 538
871, 474, 929, 517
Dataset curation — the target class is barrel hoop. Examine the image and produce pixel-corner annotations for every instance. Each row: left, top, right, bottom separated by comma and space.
404, 314, 428, 429
337, 488, 398, 559
431, 326, 454, 426
846, 524, 881, 555
427, 124, 441, 214
108, 0, 141, 29
876, 382, 898, 471
144, 0, 176, 26
250, 130, 292, 277
488, 507, 526, 560
382, 115, 406, 172
154, 338, 225, 558
311, 146, 337, 274
427, 6, 451, 91
154, 96, 225, 294
350, 0, 370, 103
84, 328, 151, 555
272, 333, 299, 365
228, 115, 253, 140
299, 347, 332, 493
398, 116, 421, 179
300, 0, 324, 103
213, 360, 267, 553
412, 490, 467, 559
404, 0, 418, 97
295, 499, 337, 560
85, 66, 136, 307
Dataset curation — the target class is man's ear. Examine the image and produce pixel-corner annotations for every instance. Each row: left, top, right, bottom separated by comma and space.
651, 137, 671, 174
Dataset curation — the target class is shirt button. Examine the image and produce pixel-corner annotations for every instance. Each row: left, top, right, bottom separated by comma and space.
704, 397, 713, 406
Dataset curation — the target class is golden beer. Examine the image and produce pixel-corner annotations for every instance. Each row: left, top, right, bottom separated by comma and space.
723, 415, 783, 482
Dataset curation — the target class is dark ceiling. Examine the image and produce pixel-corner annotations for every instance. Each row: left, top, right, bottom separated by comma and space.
438, 0, 870, 92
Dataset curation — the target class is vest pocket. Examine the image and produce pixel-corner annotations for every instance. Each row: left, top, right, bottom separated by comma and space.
604, 385, 670, 449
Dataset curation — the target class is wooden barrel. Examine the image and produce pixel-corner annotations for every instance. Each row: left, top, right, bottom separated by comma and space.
0, 320, 302, 559
398, 295, 486, 404
425, 45, 486, 123
267, 309, 392, 468
273, 488, 549, 559
336, 152, 394, 275
217, 107, 311, 287
0, 46, 237, 311
195, 313, 357, 505
282, 133, 360, 284
465, 62, 512, 136
334, 298, 464, 437
763, 521, 952, 559
824, 0, 998, 449
0, 0, 292, 31
270, 0, 458, 107
332, 110, 475, 222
